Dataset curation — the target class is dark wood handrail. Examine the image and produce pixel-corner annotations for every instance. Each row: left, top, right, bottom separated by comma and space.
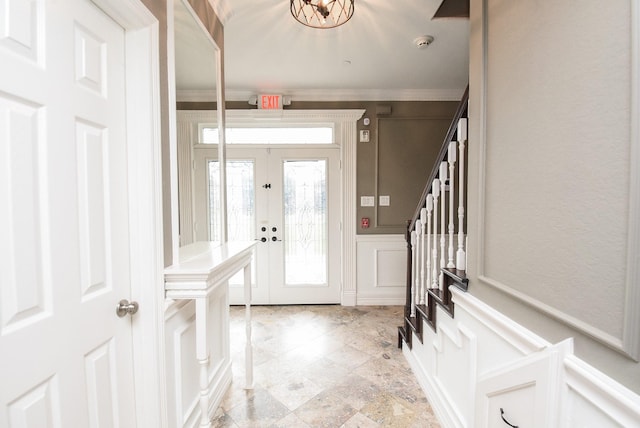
408, 85, 469, 232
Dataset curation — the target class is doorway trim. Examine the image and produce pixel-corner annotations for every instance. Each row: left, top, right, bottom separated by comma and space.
90, 0, 167, 425
176, 109, 364, 305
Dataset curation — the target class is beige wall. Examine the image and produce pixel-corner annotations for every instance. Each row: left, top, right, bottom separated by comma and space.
467, 0, 639, 392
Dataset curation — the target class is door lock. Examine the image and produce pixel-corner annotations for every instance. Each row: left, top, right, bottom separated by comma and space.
116, 299, 139, 318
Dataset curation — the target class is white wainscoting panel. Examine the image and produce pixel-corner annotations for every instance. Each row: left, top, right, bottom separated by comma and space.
356, 234, 406, 305
403, 287, 640, 428
164, 288, 233, 428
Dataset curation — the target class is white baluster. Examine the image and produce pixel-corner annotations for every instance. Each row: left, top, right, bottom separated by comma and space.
439, 162, 447, 290
425, 194, 433, 298
447, 141, 457, 268
419, 208, 427, 304
431, 179, 440, 290
457, 118, 467, 271
410, 229, 417, 317
414, 221, 422, 309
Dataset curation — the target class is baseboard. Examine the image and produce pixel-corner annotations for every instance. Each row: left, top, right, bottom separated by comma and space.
356, 296, 405, 306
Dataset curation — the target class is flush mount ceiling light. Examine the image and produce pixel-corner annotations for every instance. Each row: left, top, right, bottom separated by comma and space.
290, 0, 355, 29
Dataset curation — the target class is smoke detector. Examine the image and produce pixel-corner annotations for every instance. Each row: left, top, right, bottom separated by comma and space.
413, 35, 434, 49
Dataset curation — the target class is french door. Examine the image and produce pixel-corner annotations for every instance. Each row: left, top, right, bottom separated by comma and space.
194, 147, 341, 304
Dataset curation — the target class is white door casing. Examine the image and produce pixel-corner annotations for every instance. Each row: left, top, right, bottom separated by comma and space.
177, 109, 364, 306
0, 0, 165, 426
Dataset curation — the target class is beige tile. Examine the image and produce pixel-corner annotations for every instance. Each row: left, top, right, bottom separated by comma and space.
328, 374, 382, 411
218, 305, 440, 428
294, 390, 357, 427
326, 344, 373, 369
267, 376, 323, 411
268, 412, 312, 428
359, 392, 418, 427
341, 412, 380, 427
225, 389, 290, 427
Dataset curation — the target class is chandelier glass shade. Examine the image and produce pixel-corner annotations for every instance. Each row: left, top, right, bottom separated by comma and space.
290, 0, 355, 29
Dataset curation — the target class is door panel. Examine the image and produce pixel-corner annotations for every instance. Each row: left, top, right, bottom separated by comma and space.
268, 149, 340, 303
194, 146, 340, 304
0, 0, 136, 425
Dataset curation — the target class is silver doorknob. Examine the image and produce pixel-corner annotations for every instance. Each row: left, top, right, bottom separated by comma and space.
116, 299, 139, 317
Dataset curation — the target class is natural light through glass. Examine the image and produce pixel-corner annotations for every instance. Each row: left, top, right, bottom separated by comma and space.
208, 160, 255, 242
283, 160, 327, 286
208, 160, 257, 286
202, 127, 333, 145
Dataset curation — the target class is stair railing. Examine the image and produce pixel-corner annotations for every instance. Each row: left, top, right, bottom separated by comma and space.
399, 85, 469, 348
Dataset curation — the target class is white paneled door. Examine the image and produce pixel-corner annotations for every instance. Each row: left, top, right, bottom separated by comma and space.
194, 147, 341, 304
0, 0, 136, 426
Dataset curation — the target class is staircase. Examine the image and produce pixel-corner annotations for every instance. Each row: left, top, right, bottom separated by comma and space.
398, 86, 469, 349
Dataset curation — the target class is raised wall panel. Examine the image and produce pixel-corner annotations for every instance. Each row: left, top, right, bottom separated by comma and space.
8, 376, 60, 428
84, 339, 118, 428
164, 301, 199, 427
207, 289, 229, 386
74, 24, 106, 96
374, 248, 405, 288
478, 0, 632, 351
176, 314, 199, 425
433, 313, 477, 426
0, 93, 50, 334
356, 235, 405, 305
0, 0, 43, 65
76, 120, 111, 300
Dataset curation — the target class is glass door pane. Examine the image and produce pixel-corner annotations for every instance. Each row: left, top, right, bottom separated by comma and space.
283, 160, 327, 286
208, 160, 255, 243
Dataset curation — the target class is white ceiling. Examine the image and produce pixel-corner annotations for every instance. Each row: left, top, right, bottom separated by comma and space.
174, 0, 469, 102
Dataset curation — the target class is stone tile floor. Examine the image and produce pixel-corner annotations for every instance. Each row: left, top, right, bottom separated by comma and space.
212, 305, 440, 427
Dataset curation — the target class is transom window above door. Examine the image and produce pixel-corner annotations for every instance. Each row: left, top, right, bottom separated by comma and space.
199, 125, 334, 145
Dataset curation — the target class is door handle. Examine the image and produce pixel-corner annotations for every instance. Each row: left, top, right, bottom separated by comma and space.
116, 299, 139, 318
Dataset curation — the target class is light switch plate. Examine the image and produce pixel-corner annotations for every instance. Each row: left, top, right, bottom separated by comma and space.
359, 130, 370, 143
360, 196, 375, 207
379, 195, 390, 206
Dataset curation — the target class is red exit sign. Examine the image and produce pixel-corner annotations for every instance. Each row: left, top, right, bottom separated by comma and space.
258, 94, 282, 110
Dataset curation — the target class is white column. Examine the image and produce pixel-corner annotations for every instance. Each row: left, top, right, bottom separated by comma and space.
414, 222, 422, 309
447, 141, 457, 268
419, 208, 427, 304
456, 118, 468, 271
243, 262, 254, 389
410, 229, 417, 317
425, 195, 433, 298
195, 298, 210, 427
439, 162, 447, 290
431, 179, 440, 290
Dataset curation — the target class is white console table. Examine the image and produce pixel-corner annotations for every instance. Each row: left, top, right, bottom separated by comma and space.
164, 241, 256, 427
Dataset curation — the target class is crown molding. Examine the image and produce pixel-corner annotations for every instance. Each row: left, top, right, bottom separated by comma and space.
176, 88, 466, 103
